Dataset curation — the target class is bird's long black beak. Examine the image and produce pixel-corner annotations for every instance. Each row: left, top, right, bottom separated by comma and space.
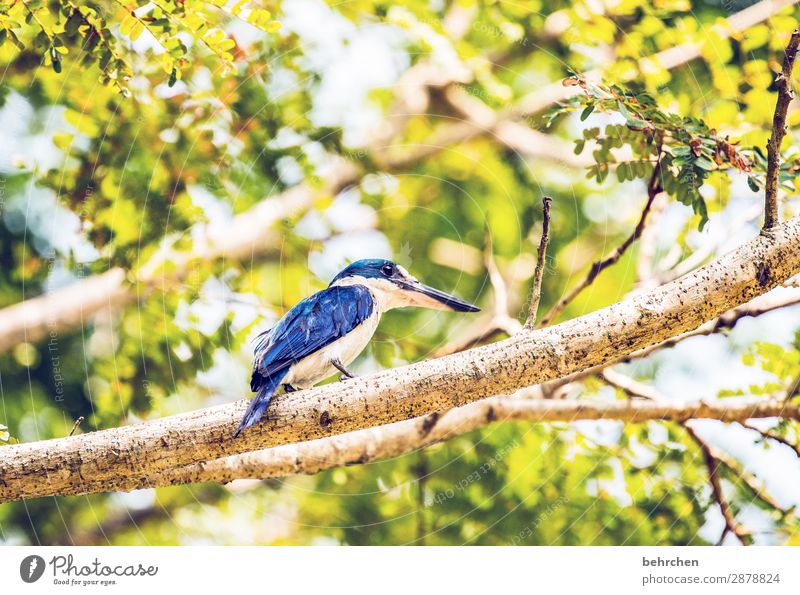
397, 280, 480, 313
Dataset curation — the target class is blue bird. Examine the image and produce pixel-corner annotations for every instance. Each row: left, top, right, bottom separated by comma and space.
235, 258, 480, 437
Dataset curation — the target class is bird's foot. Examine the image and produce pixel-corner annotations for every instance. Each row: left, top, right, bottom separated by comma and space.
331, 357, 358, 380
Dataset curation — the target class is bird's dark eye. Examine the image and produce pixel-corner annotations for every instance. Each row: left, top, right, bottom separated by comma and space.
380, 263, 395, 277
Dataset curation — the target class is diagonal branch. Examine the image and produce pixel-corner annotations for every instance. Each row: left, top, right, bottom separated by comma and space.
683, 423, 754, 545
83, 271, 800, 494
764, 27, 800, 230
741, 422, 800, 458
705, 438, 796, 521
602, 370, 788, 541
0, 216, 799, 502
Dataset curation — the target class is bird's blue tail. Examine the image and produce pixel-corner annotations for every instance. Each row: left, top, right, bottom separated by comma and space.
234, 369, 288, 438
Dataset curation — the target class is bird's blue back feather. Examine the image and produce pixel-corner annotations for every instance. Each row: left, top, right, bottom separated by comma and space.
236, 284, 374, 437
253, 285, 374, 380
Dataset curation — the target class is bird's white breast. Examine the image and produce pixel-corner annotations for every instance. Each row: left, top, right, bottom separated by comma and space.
282, 309, 380, 388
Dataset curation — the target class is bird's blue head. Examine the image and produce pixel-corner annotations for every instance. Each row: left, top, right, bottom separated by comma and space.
330, 258, 480, 313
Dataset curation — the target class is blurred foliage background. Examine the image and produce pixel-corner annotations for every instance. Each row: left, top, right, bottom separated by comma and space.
1, 0, 800, 545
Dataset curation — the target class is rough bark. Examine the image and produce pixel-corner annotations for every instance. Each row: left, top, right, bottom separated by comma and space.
1, 216, 799, 503
81, 396, 800, 494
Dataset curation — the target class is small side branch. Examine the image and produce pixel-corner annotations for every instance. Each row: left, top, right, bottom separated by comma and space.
525, 196, 552, 329
764, 27, 800, 230
68, 417, 84, 437
741, 422, 800, 458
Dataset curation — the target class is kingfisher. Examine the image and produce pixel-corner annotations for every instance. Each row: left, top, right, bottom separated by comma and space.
235, 258, 480, 437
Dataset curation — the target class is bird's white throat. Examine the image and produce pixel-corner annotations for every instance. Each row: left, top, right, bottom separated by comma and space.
331, 274, 418, 313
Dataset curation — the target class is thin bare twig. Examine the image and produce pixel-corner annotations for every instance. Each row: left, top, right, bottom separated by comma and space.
709, 442, 795, 520
764, 28, 800, 230
538, 156, 663, 327
741, 422, 800, 458
68, 417, 84, 437
524, 197, 552, 329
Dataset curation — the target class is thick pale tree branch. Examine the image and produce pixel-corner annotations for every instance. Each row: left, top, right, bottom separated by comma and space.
7, 287, 800, 499
98, 396, 800, 494
160, 286, 798, 490
1, 216, 799, 502
765, 27, 800, 230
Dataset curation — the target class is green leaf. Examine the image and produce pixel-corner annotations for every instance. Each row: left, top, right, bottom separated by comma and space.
694, 156, 714, 171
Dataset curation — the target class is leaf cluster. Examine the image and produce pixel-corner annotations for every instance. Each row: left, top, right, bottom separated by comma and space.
550, 73, 800, 229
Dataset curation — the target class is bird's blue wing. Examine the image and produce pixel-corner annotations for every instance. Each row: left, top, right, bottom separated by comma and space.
251, 284, 374, 386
